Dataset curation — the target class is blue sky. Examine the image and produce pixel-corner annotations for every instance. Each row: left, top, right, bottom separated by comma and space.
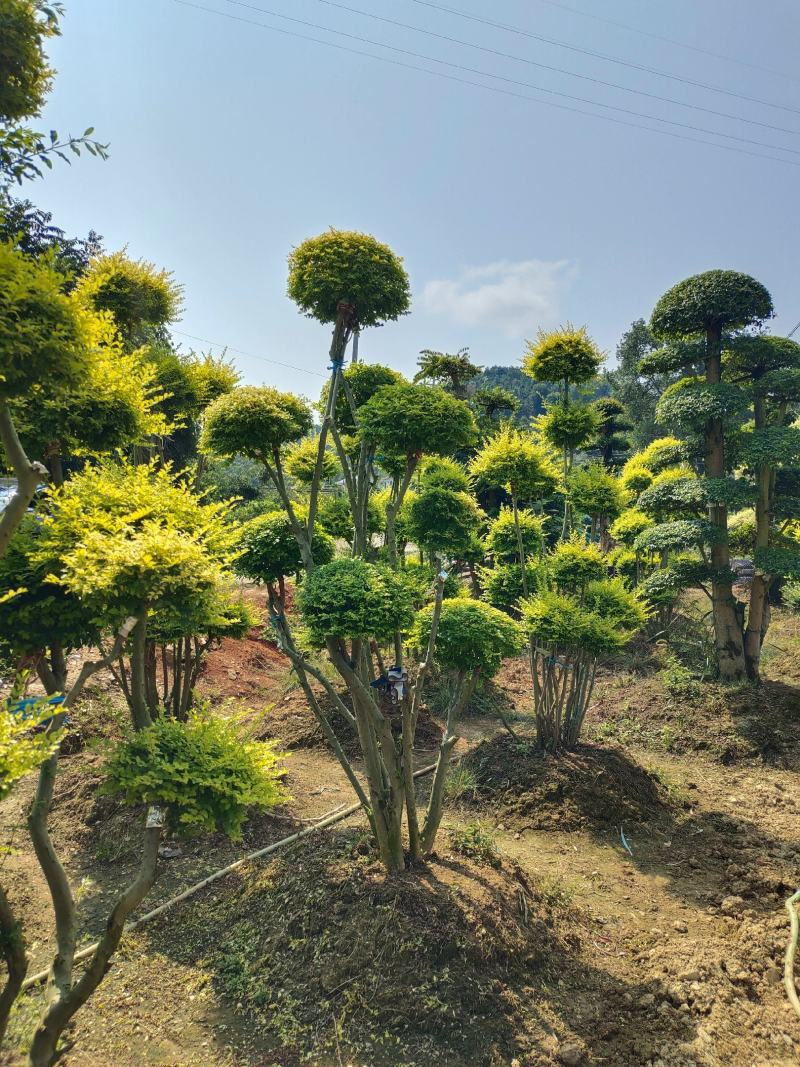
29, 0, 800, 397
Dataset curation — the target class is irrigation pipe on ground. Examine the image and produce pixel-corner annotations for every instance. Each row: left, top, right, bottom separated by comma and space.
21, 758, 444, 991
786, 888, 800, 1023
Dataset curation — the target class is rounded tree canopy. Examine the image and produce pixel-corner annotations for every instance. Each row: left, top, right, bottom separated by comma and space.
418, 456, 470, 492
0, 242, 92, 399
406, 486, 483, 558
523, 325, 604, 386
75, 252, 182, 341
479, 560, 546, 614
297, 557, 415, 644
656, 377, 748, 431
318, 361, 404, 434
486, 506, 546, 562
201, 386, 312, 459
539, 402, 600, 454
287, 229, 411, 329
318, 493, 383, 544
358, 383, 476, 459
235, 510, 334, 584
637, 436, 687, 473
609, 508, 652, 548
650, 270, 773, 341
284, 436, 340, 486
409, 598, 523, 677
0, 0, 57, 121
567, 462, 626, 521
549, 536, 606, 592
521, 590, 623, 656
583, 577, 648, 633
470, 426, 559, 502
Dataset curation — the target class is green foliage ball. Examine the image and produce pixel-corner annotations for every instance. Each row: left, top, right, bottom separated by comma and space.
297, 558, 415, 643
75, 252, 182, 341
287, 229, 410, 328
406, 486, 483, 558
609, 509, 653, 548
485, 506, 546, 562
650, 270, 773, 340
201, 386, 312, 459
235, 510, 334, 585
319, 361, 404, 434
521, 590, 623, 656
567, 462, 625, 520
358, 383, 476, 459
549, 537, 606, 592
418, 456, 471, 493
284, 436, 340, 486
470, 426, 558, 502
523, 325, 604, 385
103, 710, 288, 839
540, 402, 599, 454
409, 598, 523, 677
479, 561, 545, 614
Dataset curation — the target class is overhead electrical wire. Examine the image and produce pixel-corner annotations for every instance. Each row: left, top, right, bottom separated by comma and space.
172, 328, 328, 378
171, 0, 800, 167
297, 0, 800, 139
531, 0, 800, 84
407, 0, 800, 118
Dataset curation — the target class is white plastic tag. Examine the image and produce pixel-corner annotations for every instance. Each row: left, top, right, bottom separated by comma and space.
146, 805, 165, 829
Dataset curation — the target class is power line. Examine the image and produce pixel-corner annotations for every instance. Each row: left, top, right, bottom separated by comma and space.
532, 0, 800, 85
172, 328, 328, 378
171, 1, 800, 167
299, 0, 800, 139
219, 0, 800, 156
407, 0, 800, 118
788, 320, 800, 339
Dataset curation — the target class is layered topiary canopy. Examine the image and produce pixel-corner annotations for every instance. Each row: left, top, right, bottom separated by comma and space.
523, 325, 604, 385
650, 270, 773, 340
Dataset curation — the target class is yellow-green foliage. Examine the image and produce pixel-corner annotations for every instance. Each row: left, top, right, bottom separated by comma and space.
523, 324, 604, 386
201, 385, 312, 459
0, 241, 92, 398
1, 701, 63, 801
287, 229, 410, 328
74, 251, 182, 341
0, 0, 57, 121
408, 598, 524, 677
549, 536, 606, 592
486, 506, 546, 562
284, 436, 340, 485
103, 709, 288, 839
470, 426, 559, 502
39, 461, 238, 623
609, 508, 653, 548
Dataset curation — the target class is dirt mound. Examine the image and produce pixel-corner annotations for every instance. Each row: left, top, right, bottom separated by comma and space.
463, 736, 680, 830
155, 831, 583, 1067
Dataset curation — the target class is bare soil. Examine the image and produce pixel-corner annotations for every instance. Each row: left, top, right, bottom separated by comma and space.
2, 607, 799, 1065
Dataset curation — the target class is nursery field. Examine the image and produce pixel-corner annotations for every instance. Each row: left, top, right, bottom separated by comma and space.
2, 591, 799, 1067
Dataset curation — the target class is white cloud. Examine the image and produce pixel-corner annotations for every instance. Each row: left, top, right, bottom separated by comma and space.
421, 258, 576, 338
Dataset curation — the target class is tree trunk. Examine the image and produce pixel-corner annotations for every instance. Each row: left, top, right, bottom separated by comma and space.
704, 325, 746, 682
0, 400, 47, 560
27, 821, 161, 1067
0, 882, 27, 1047
744, 397, 772, 681
128, 609, 153, 730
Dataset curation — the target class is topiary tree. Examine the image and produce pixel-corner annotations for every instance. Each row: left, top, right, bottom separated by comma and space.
522, 576, 647, 749
567, 461, 626, 547
236, 508, 335, 599
471, 427, 558, 598
485, 506, 546, 563
0, 242, 92, 555
406, 486, 483, 562
645, 270, 775, 681
470, 385, 519, 435
414, 347, 481, 400
591, 396, 633, 468
284, 435, 340, 487
524, 325, 605, 537
73, 250, 182, 345
408, 598, 523, 849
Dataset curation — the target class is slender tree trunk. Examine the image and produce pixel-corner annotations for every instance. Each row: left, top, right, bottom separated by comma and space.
0, 883, 27, 1047
744, 396, 771, 681
0, 400, 47, 560
704, 325, 746, 682
26, 822, 161, 1067
128, 609, 153, 731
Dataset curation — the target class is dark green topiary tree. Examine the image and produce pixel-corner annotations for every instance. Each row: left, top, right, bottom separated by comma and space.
414, 347, 481, 400
591, 396, 633, 469
645, 269, 775, 681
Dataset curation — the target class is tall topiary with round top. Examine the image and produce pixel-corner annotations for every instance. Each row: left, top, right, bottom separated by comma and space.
646, 270, 774, 681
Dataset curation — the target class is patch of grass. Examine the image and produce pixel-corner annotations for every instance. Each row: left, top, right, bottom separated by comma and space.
592, 715, 643, 745
657, 657, 701, 700
645, 764, 688, 805
448, 820, 497, 862
659, 724, 678, 752
443, 765, 479, 803
538, 876, 576, 908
